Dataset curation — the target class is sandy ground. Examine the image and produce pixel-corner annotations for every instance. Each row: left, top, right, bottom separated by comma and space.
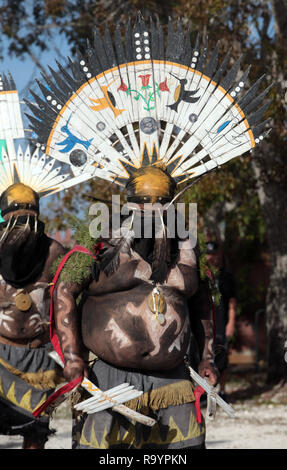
0, 367, 286, 450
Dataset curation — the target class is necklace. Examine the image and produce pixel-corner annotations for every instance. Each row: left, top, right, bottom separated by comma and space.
147, 286, 166, 325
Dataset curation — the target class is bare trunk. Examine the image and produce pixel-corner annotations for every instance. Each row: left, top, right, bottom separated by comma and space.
252, 142, 287, 383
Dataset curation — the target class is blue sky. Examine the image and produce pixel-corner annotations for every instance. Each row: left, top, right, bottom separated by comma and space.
2, 32, 72, 133
2, 34, 71, 98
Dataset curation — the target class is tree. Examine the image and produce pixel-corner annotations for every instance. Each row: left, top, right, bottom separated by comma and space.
251, 0, 287, 384
174, 0, 287, 384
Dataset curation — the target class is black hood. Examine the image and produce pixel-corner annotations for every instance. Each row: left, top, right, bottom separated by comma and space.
0, 215, 51, 288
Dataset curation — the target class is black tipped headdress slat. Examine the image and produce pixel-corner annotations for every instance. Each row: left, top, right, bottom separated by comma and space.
47, 66, 74, 99
220, 55, 242, 91
212, 48, 231, 83
103, 24, 118, 69
166, 18, 176, 61
235, 65, 251, 89
193, 32, 201, 53
246, 100, 272, 127
150, 18, 165, 60
68, 57, 87, 86
29, 87, 59, 119
171, 20, 185, 63
142, 146, 150, 166
132, 12, 150, 62
181, 30, 193, 67
93, 27, 111, 72
7, 72, 16, 90
77, 49, 97, 83
242, 83, 273, 116
2, 73, 11, 90
196, 37, 209, 72
151, 145, 158, 164
165, 155, 182, 174
157, 18, 165, 60
13, 165, 21, 184
134, 11, 148, 36
125, 20, 135, 62
150, 17, 160, 60
55, 61, 80, 93
86, 42, 104, 77
24, 99, 55, 126
132, 16, 142, 46
204, 42, 219, 78
173, 175, 188, 184
122, 161, 137, 177
252, 118, 271, 139
114, 23, 127, 65
134, 12, 145, 32
25, 113, 50, 142
24, 99, 43, 122
35, 79, 55, 102
33, 85, 61, 121
228, 66, 251, 101
42, 69, 69, 104
237, 75, 266, 110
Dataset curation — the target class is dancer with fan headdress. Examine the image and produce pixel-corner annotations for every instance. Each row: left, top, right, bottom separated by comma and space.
0, 73, 88, 448
26, 14, 271, 449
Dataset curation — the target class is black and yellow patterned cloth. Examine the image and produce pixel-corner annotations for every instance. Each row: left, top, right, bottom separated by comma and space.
73, 359, 205, 449
0, 342, 64, 442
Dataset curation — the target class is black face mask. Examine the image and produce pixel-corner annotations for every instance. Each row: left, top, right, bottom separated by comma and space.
127, 211, 179, 284
0, 215, 51, 288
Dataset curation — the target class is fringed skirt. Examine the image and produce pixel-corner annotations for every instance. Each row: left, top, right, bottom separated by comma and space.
73, 359, 205, 449
0, 342, 64, 443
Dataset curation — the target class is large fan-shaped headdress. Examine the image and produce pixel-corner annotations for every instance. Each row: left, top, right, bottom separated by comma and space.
0, 72, 93, 217
25, 14, 271, 200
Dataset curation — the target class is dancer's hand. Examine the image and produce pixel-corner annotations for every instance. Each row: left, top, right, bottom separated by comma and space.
63, 358, 88, 382
198, 360, 219, 386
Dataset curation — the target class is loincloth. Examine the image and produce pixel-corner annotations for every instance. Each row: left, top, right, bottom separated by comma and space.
73, 359, 205, 449
0, 342, 64, 440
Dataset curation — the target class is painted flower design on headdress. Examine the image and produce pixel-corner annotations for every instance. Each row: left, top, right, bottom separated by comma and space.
138, 75, 151, 88
117, 80, 128, 92
158, 78, 170, 92
117, 75, 170, 114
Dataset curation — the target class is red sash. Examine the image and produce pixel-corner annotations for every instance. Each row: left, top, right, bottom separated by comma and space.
33, 244, 97, 418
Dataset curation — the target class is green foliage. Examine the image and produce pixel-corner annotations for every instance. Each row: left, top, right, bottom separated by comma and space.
51, 215, 95, 284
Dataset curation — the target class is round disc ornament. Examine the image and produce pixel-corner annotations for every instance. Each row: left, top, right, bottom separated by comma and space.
15, 292, 32, 311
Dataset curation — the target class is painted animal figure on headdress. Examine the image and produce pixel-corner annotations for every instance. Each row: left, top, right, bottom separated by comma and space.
26, 14, 271, 449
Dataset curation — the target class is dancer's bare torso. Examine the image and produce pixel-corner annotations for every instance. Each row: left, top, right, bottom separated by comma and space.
0, 240, 65, 343
56, 239, 199, 371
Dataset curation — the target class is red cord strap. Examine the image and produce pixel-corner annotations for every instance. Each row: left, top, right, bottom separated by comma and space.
33, 244, 97, 418
193, 385, 205, 424
49, 244, 96, 363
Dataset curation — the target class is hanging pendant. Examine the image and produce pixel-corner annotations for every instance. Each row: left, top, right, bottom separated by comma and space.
15, 291, 32, 311
157, 313, 165, 325
147, 287, 166, 325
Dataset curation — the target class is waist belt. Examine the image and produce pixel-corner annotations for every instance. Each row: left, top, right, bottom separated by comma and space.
0, 329, 50, 349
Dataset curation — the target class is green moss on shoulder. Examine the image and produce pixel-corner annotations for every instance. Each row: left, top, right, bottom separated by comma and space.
51, 216, 96, 284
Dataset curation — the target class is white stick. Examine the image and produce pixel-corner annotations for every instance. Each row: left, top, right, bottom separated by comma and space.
48, 351, 156, 427
85, 391, 144, 414
187, 364, 235, 419
74, 385, 137, 410
74, 383, 131, 409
